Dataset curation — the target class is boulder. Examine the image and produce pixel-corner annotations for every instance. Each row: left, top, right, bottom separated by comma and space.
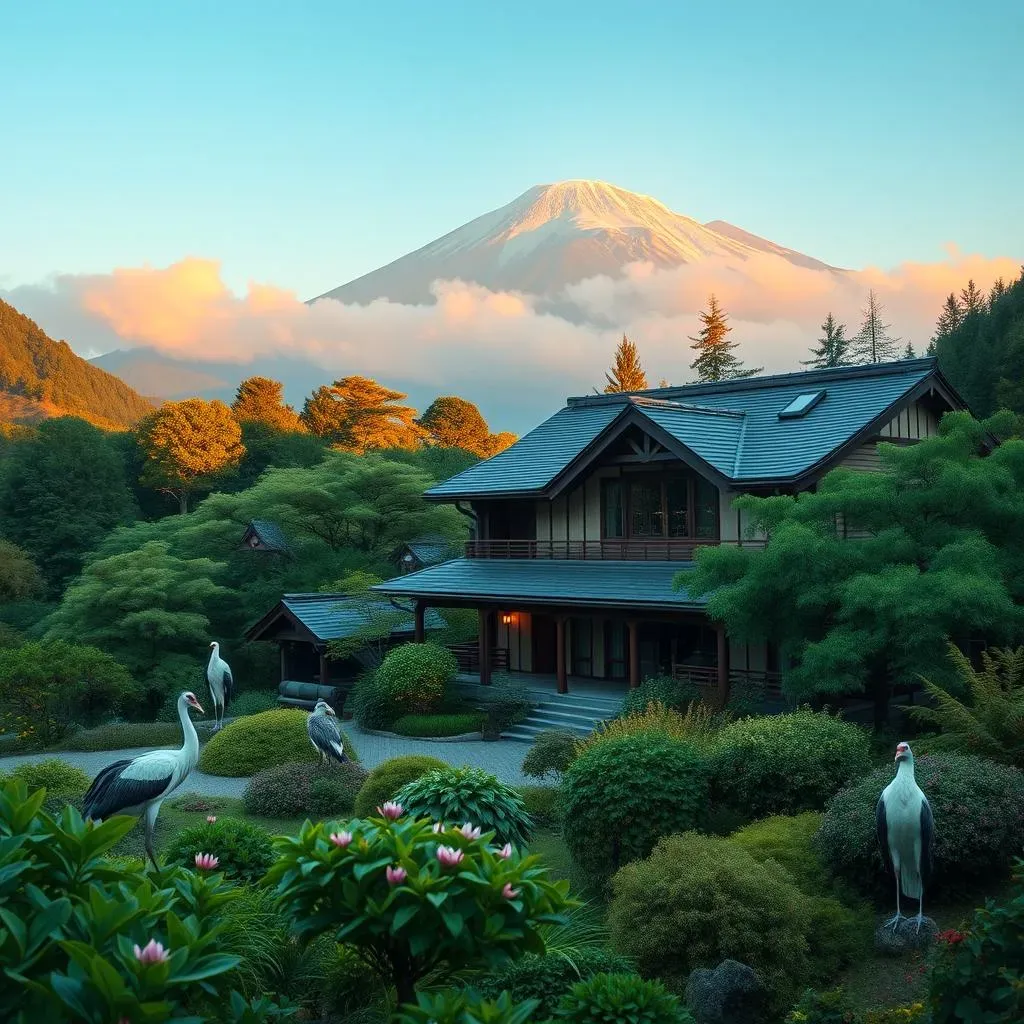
874, 915, 939, 955
684, 959, 769, 1024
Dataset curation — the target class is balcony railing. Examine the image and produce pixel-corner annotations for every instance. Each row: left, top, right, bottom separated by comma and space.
464, 538, 766, 561
447, 641, 510, 674
672, 664, 785, 702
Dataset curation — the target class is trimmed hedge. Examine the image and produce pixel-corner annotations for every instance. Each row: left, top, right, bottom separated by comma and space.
353, 755, 449, 818
243, 760, 369, 818
198, 708, 359, 776
59, 721, 185, 752
375, 642, 457, 714
389, 712, 483, 737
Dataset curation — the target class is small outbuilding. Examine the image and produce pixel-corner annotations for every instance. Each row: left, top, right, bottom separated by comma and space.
393, 534, 458, 574
240, 519, 291, 555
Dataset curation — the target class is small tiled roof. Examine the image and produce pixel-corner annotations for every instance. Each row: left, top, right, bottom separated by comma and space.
253, 594, 447, 643
424, 358, 958, 498
244, 519, 290, 552
373, 558, 706, 610
404, 534, 456, 566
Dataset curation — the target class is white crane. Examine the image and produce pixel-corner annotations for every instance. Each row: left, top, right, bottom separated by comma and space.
83, 691, 204, 868
206, 641, 234, 732
876, 740, 935, 932
307, 699, 347, 765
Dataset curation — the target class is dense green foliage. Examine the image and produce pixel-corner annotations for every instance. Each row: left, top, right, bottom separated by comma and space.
163, 816, 275, 882
397, 988, 539, 1024
562, 734, 710, 887
199, 708, 359, 776
0, 758, 91, 797
555, 972, 695, 1024
418, 395, 511, 457
708, 709, 872, 817
730, 812, 833, 893
608, 832, 813, 1015
620, 676, 702, 717
395, 766, 535, 847
389, 712, 484, 736
242, 760, 369, 818
375, 642, 459, 714
815, 752, 1024, 894
59, 720, 186, 751
353, 754, 450, 818
517, 785, 562, 829
522, 729, 579, 780
680, 412, 1024, 724
0, 540, 43, 603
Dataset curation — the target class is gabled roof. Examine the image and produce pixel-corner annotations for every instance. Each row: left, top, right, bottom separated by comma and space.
241, 519, 290, 553
373, 558, 706, 611
425, 358, 963, 499
246, 593, 447, 644
401, 534, 457, 566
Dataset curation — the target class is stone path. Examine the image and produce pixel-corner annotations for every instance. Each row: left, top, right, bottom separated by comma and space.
0, 729, 532, 797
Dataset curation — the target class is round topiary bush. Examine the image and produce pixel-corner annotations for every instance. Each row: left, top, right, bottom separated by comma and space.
3, 758, 91, 797
197, 708, 359, 776
375, 642, 458, 714
394, 765, 534, 846
562, 734, 710, 887
730, 812, 832, 894
607, 832, 814, 1016
243, 761, 369, 819
709, 708, 872, 818
163, 817, 274, 883
522, 730, 579, 780
555, 972, 695, 1024
815, 752, 1024, 895
353, 754, 449, 818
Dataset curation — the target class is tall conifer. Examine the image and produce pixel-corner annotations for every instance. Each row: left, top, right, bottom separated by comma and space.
604, 335, 649, 392
851, 290, 901, 363
802, 313, 850, 368
688, 295, 762, 382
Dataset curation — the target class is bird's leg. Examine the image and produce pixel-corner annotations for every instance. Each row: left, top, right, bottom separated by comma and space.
915, 893, 925, 933
144, 812, 159, 872
884, 876, 903, 931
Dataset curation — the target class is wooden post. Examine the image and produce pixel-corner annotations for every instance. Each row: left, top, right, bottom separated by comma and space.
556, 616, 568, 694
414, 600, 426, 643
319, 650, 329, 688
478, 608, 492, 685
627, 620, 640, 689
716, 622, 731, 709
279, 643, 288, 683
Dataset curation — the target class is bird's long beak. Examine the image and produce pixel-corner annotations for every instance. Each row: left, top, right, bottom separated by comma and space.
326, 706, 337, 716
193, 701, 205, 714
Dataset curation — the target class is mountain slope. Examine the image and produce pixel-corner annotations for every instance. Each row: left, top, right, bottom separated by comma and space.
313, 179, 842, 305
0, 299, 154, 428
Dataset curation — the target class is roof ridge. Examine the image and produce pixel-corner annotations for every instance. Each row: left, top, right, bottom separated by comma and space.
630, 395, 746, 419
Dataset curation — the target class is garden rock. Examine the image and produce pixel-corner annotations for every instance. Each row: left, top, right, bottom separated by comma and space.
684, 959, 768, 1024
873, 915, 938, 955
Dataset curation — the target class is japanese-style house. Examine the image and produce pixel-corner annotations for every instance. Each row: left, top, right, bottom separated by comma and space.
240, 519, 291, 556
393, 534, 458, 574
374, 357, 969, 707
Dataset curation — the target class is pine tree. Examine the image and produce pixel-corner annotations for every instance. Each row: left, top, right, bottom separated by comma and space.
934, 293, 964, 339
960, 279, 985, 316
300, 377, 424, 454
688, 295, 762, 383
801, 313, 850, 368
231, 376, 303, 432
991, 278, 1007, 304
604, 335, 649, 392
903, 342, 916, 359
851, 290, 901, 363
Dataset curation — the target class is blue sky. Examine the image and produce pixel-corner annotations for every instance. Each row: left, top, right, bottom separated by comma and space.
3, 0, 1021, 299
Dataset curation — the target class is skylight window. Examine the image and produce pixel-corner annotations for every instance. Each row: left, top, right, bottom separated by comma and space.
778, 390, 826, 419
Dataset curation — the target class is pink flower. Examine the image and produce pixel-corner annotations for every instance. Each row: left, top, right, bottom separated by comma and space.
436, 845, 464, 867
133, 938, 170, 964
377, 801, 404, 820
497, 843, 513, 859
501, 883, 520, 900
193, 853, 219, 871
206, 815, 217, 823
386, 865, 407, 886
459, 822, 482, 840
432, 822, 445, 834
330, 830, 353, 848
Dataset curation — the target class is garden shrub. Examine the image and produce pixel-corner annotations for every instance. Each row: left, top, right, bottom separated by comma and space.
815, 752, 1024, 895
607, 832, 813, 1015
163, 816, 275, 883
555, 972, 695, 1024
395, 765, 534, 846
517, 785, 562, 830
60, 720, 185, 751
523, 729, 579, 779
579, 701, 720, 755
397, 989, 540, 1024
243, 760, 369, 818
375, 642, 458, 714
563, 734, 710, 887
353, 754, 449, 818
478, 949, 634, 1020
731, 812, 832, 893
784, 987, 856, 1024
709, 708, 872, 817
321, 944, 389, 1018
350, 671, 398, 730
1, 757, 91, 797
226, 689, 281, 718
198, 707, 359, 776
390, 711, 483, 736
621, 676, 703, 716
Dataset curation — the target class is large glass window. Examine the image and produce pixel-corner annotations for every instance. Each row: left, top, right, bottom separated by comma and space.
602, 479, 624, 538
629, 481, 662, 536
600, 472, 718, 540
695, 477, 718, 539
666, 477, 690, 537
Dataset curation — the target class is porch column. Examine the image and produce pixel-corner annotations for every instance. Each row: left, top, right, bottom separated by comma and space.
716, 622, 731, 708
414, 600, 426, 643
627, 619, 640, 689
478, 608, 492, 685
279, 643, 288, 683
319, 650, 330, 688
556, 616, 568, 694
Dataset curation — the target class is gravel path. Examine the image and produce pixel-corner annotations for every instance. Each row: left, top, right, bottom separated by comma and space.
0, 731, 532, 796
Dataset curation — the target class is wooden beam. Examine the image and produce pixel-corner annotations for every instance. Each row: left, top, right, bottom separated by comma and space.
319, 651, 329, 687
279, 643, 288, 684
556, 617, 568, 694
627, 619, 640, 689
478, 608, 492, 686
414, 600, 426, 643
716, 623, 730, 708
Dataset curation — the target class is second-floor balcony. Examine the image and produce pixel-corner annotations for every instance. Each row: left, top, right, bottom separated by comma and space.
464, 538, 766, 561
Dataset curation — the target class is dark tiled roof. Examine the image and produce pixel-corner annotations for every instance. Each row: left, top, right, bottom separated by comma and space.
278, 594, 447, 642
373, 558, 705, 610
245, 519, 290, 552
424, 359, 950, 498
405, 534, 456, 565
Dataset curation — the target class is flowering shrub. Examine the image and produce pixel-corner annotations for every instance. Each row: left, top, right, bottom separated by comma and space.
522, 730, 579, 780
395, 765, 534, 846
562, 734, 710, 886
265, 807, 572, 1004
607, 832, 814, 1016
815, 753, 1024, 894
580, 700, 720, 754
396, 988, 540, 1024
709, 708, 872, 817
243, 760, 369, 818
554, 972, 695, 1023
163, 816, 275, 883
353, 754, 449, 818
375, 642, 458, 714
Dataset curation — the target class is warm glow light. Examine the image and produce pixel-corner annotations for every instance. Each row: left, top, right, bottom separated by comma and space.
501, 612, 515, 626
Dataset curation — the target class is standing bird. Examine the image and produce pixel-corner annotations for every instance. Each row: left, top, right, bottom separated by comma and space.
83, 691, 204, 868
307, 699, 347, 765
206, 641, 234, 732
876, 740, 934, 932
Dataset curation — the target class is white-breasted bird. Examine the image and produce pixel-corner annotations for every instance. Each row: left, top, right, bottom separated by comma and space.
307, 699, 347, 765
206, 641, 234, 732
82, 690, 204, 868
876, 740, 935, 932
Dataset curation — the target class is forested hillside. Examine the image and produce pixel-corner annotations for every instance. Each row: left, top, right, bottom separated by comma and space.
0, 299, 154, 428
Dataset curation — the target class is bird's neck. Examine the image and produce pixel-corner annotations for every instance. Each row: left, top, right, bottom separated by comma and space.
208, 648, 217, 666
894, 759, 917, 787
178, 702, 200, 767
